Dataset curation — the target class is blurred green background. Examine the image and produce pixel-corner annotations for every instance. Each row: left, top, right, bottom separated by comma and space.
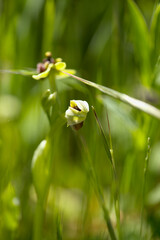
1, 0, 160, 239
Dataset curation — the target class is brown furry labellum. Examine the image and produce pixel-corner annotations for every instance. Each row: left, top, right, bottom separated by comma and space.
37, 52, 55, 73
72, 122, 84, 130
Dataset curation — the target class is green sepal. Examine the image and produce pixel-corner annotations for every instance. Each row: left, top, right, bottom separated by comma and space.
32, 63, 53, 80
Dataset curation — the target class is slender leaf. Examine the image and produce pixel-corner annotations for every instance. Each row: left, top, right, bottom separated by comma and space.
150, 4, 160, 62
127, 0, 151, 85
61, 70, 160, 120
0, 69, 37, 76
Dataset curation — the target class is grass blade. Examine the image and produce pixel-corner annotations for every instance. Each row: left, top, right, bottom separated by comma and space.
61, 70, 160, 120
92, 106, 113, 167
150, 3, 160, 64
56, 214, 63, 240
0, 69, 37, 76
92, 107, 121, 239
127, 0, 151, 85
78, 134, 117, 240
140, 137, 151, 239
150, 3, 160, 42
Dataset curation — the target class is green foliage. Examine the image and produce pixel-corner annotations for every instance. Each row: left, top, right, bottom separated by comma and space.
127, 0, 151, 85
1, 0, 160, 239
0, 183, 20, 231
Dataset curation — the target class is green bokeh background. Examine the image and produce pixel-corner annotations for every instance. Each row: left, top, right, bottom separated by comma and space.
0, 0, 160, 239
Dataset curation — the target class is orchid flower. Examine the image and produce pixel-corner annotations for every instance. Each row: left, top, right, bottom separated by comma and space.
32, 51, 75, 80
65, 100, 89, 130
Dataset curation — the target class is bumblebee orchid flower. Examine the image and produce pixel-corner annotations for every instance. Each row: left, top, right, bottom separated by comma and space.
65, 100, 89, 130
32, 51, 75, 80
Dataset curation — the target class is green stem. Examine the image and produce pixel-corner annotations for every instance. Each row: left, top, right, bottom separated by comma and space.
48, 71, 56, 92
114, 197, 121, 240
110, 149, 121, 240
140, 137, 150, 239
33, 198, 45, 240
107, 110, 121, 240
32, 75, 64, 240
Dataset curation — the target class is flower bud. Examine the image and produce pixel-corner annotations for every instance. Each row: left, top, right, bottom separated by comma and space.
41, 90, 57, 120
65, 100, 89, 130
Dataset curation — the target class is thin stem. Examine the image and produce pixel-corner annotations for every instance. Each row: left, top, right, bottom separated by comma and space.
32, 70, 65, 240
106, 112, 121, 240
140, 137, 151, 239
91, 107, 114, 170
78, 134, 117, 240
92, 106, 121, 239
